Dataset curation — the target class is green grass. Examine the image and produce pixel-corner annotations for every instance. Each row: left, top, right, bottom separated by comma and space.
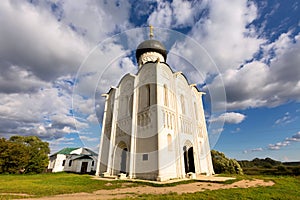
134, 175, 300, 200
0, 172, 136, 199
0, 173, 299, 199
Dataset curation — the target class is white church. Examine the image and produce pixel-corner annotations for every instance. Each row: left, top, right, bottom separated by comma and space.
96, 27, 214, 181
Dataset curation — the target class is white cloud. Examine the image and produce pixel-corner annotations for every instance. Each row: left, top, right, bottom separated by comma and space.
147, 0, 173, 28
147, 0, 209, 29
268, 132, 300, 150
206, 31, 300, 110
171, 0, 195, 27
0, 0, 137, 145
231, 127, 241, 133
190, 0, 264, 72
211, 128, 224, 135
57, 0, 132, 43
275, 112, 296, 125
0, 1, 90, 81
251, 147, 264, 152
244, 132, 300, 153
0, 81, 87, 140
209, 112, 246, 124
243, 147, 264, 154
286, 132, 300, 142
0, 64, 50, 94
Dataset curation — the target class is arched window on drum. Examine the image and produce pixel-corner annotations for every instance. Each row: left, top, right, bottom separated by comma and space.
194, 102, 198, 120
180, 94, 185, 114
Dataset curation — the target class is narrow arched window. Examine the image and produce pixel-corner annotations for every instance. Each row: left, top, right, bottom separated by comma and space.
180, 95, 185, 114
146, 84, 151, 107
164, 84, 168, 107
167, 134, 172, 151
129, 94, 133, 117
139, 84, 151, 111
194, 102, 198, 120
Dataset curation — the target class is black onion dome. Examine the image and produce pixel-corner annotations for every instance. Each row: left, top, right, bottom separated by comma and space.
136, 39, 167, 61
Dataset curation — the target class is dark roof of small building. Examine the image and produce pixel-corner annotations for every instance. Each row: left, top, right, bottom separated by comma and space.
136, 39, 167, 61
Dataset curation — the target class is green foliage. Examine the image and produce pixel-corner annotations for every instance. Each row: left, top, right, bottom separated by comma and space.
0, 136, 50, 174
238, 157, 300, 176
239, 157, 282, 169
211, 150, 243, 175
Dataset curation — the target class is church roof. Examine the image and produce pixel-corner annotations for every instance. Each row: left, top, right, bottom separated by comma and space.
136, 39, 167, 61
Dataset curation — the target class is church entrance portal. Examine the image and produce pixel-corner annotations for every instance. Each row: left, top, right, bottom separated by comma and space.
120, 148, 127, 173
183, 146, 195, 173
113, 142, 128, 175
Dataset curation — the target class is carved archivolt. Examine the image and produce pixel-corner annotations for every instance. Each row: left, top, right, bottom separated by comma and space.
138, 52, 165, 66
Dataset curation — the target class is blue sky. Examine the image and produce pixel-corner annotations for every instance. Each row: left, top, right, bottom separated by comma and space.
0, 0, 299, 161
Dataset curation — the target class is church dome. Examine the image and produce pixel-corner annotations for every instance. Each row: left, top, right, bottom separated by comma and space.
136, 39, 167, 61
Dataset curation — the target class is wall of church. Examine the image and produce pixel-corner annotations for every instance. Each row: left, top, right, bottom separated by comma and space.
98, 89, 116, 174
134, 63, 159, 180
156, 63, 178, 180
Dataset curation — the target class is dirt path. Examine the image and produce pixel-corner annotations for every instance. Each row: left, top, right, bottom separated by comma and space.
16, 179, 274, 200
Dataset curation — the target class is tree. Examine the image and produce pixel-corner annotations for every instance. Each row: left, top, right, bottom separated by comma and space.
211, 150, 243, 175
0, 136, 50, 174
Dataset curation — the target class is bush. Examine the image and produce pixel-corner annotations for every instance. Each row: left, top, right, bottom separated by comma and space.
211, 150, 243, 175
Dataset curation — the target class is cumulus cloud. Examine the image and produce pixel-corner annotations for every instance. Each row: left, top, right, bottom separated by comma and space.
268, 141, 290, 150
206, 31, 300, 110
0, 83, 85, 139
147, 0, 173, 28
190, 0, 263, 72
274, 112, 297, 125
0, 0, 136, 145
0, 64, 50, 94
245, 131, 300, 152
147, 0, 209, 28
0, 1, 90, 81
243, 147, 264, 154
209, 112, 246, 124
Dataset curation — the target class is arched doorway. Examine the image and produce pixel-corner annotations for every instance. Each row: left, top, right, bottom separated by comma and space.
114, 141, 128, 175
183, 146, 195, 173
120, 148, 127, 173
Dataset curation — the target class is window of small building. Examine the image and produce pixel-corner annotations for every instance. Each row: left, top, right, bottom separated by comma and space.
68, 160, 72, 167
142, 154, 148, 161
62, 160, 66, 166
91, 160, 95, 166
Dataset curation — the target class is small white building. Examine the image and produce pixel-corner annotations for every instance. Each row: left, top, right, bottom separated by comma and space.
96, 28, 214, 181
48, 147, 98, 173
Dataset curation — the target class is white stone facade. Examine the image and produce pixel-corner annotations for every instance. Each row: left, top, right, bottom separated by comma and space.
96, 42, 214, 181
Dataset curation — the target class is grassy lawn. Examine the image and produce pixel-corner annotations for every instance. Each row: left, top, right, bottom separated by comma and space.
0, 173, 299, 199
0, 172, 132, 199
137, 175, 300, 200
